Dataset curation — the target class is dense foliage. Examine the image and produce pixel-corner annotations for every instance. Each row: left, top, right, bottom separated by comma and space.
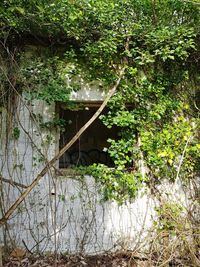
0, 0, 200, 201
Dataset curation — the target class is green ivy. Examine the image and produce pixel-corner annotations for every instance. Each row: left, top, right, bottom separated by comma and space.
77, 164, 145, 204
19, 54, 72, 104
12, 127, 20, 140
0, 0, 200, 202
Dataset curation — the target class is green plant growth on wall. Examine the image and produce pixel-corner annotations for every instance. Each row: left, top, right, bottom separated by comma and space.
0, 0, 200, 202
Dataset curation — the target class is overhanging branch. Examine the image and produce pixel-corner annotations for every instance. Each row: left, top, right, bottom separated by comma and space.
0, 66, 125, 225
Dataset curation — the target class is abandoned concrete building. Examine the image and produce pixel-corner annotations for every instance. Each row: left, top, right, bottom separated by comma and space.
0, 63, 191, 255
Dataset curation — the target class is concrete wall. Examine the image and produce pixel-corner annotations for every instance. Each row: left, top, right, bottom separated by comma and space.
0, 90, 190, 254
0, 95, 156, 254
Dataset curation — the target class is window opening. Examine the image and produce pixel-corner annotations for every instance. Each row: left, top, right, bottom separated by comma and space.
59, 104, 117, 168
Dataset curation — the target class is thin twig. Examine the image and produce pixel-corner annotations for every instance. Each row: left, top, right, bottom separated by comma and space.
0, 66, 126, 225
174, 136, 191, 186
0, 176, 28, 189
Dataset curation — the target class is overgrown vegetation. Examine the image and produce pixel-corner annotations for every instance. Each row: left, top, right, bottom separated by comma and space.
0, 0, 200, 264
1, 0, 199, 199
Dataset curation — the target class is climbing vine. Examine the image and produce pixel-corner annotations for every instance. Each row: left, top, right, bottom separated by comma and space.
0, 0, 200, 203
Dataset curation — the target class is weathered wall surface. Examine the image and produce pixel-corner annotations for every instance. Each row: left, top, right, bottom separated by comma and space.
0, 91, 190, 254
0, 96, 155, 254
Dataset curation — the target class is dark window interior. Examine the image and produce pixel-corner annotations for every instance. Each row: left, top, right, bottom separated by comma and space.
59, 105, 117, 168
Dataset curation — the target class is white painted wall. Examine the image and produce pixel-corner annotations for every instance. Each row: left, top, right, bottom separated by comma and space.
70, 80, 106, 102
0, 90, 190, 254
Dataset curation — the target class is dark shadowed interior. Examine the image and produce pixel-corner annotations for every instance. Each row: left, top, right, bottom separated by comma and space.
59, 105, 118, 168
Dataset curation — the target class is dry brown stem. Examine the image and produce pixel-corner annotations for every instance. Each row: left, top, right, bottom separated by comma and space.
0, 176, 28, 189
0, 67, 125, 226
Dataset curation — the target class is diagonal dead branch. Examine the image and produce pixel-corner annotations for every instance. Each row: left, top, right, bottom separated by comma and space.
0, 176, 28, 189
0, 67, 125, 225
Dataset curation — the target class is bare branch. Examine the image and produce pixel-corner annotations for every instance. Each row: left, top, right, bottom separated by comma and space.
0, 176, 28, 189
0, 67, 125, 225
